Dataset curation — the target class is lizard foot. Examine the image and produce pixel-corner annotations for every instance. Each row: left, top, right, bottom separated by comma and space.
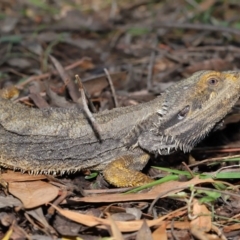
103, 153, 153, 187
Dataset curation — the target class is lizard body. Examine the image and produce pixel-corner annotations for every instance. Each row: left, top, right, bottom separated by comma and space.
0, 70, 240, 186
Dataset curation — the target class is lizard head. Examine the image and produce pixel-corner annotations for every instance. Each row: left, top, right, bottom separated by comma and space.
138, 70, 240, 155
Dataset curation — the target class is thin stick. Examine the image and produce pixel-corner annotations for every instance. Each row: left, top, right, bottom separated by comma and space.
153, 22, 240, 36
188, 154, 240, 168
80, 84, 97, 113
104, 68, 119, 108
181, 162, 194, 178
49, 55, 80, 103
147, 50, 156, 90
75, 75, 102, 138
17, 58, 91, 88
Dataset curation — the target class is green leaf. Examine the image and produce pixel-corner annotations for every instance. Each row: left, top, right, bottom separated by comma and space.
85, 172, 98, 179
152, 167, 192, 177
199, 196, 217, 204
125, 174, 179, 194
127, 27, 151, 37
234, 22, 240, 29
0, 35, 22, 44
212, 171, 240, 179
198, 189, 221, 199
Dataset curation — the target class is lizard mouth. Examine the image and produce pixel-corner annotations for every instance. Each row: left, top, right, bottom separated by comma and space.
156, 134, 194, 155
157, 135, 177, 155
160, 124, 215, 155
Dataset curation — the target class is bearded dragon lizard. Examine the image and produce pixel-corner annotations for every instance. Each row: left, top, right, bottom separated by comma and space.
0, 70, 239, 187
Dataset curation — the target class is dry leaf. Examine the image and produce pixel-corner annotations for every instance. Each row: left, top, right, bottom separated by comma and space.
224, 223, 240, 233
185, 58, 231, 74
83, 72, 127, 95
152, 223, 167, 240
190, 199, 212, 232
0, 196, 22, 208
51, 204, 186, 232
8, 181, 59, 209
190, 199, 213, 240
107, 213, 124, 240
1, 171, 46, 182
75, 177, 214, 203
136, 219, 153, 240
199, 0, 216, 12
2, 228, 13, 240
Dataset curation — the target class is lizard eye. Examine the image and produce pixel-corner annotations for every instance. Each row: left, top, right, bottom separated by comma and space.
178, 105, 190, 120
208, 78, 219, 85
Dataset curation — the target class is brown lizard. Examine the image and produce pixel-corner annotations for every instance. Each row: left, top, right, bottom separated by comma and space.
0, 70, 240, 187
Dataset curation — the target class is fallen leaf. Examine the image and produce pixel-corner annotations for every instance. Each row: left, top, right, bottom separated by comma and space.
152, 222, 167, 240
224, 223, 240, 233
83, 72, 127, 95
107, 213, 124, 240
184, 58, 231, 74
7, 58, 32, 69
2, 228, 13, 240
190, 199, 212, 232
29, 85, 49, 109
74, 177, 214, 203
51, 204, 187, 232
136, 219, 153, 240
0, 196, 22, 208
1, 171, 47, 182
50, 55, 80, 102
199, 0, 216, 12
8, 180, 59, 209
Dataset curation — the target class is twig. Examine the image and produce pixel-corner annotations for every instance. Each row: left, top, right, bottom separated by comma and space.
188, 154, 240, 168
148, 186, 187, 214
75, 75, 102, 139
211, 164, 240, 179
182, 162, 195, 178
120, 0, 161, 13
47, 190, 69, 217
16, 58, 91, 88
192, 146, 240, 153
49, 55, 80, 102
104, 68, 119, 108
147, 50, 156, 90
81, 187, 134, 195
171, 219, 180, 240
109, 0, 118, 19
194, 186, 240, 199
186, 45, 240, 53
153, 22, 240, 36
79, 83, 97, 114
187, 188, 197, 220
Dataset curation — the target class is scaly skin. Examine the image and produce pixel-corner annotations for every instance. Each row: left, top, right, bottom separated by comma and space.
0, 70, 239, 187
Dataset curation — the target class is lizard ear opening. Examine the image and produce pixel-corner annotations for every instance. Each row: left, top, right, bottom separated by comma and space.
177, 105, 190, 120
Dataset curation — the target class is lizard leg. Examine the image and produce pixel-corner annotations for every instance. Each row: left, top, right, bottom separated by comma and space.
103, 153, 153, 187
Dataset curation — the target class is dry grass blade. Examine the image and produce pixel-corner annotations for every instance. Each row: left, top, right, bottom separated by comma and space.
104, 68, 119, 108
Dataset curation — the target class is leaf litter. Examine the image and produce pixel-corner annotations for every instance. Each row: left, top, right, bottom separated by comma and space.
1, 0, 240, 239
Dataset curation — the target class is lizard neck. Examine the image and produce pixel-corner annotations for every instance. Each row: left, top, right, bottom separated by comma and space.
94, 97, 162, 139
